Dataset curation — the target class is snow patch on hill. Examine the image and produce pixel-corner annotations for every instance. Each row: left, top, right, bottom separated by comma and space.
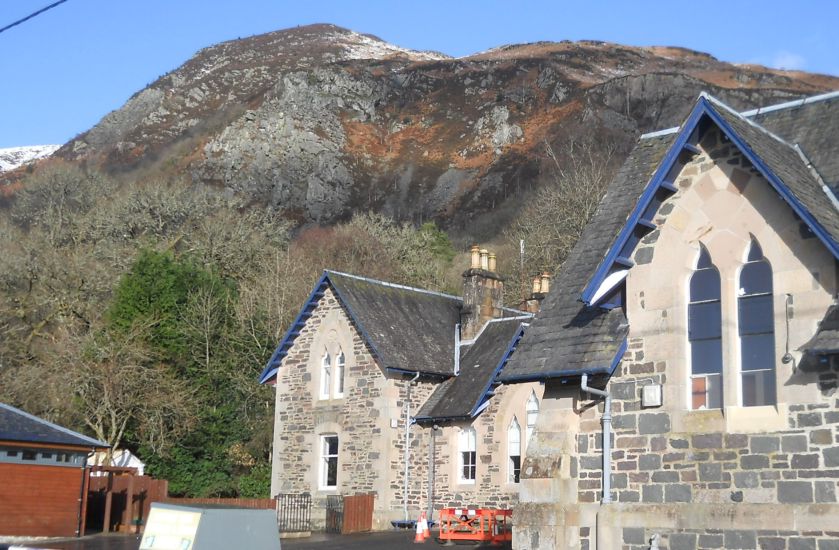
336, 29, 449, 62
0, 145, 59, 172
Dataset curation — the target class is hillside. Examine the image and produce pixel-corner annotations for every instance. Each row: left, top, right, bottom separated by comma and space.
39, 24, 839, 231
0, 145, 58, 173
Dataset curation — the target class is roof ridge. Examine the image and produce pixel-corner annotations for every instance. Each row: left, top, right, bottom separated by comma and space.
325, 270, 462, 301
740, 89, 839, 118
0, 402, 108, 448
459, 315, 530, 346
793, 144, 839, 213
640, 90, 839, 141
700, 92, 797, 149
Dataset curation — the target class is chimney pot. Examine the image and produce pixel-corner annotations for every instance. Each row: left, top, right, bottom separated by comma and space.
540, 271, 551, 294
532, 276, 541, 294
480, 249, 489, 271
470, 245, 481, 269
488, 252, 497, 273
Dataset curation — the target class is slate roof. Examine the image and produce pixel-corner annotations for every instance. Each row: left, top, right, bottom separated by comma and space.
748, 92, 839, 186
499, 134, 674, 381
325, 271, 463, 376
800, 305, 839, 355
416, 318, 526, 421
706, 97, 839, 249
0, 402, 108, 448
259, 270, 531, 383
502, 91, 839, 381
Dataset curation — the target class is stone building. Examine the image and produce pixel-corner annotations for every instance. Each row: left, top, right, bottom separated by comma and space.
500, 91, 839, 549
260, 248, 545, 529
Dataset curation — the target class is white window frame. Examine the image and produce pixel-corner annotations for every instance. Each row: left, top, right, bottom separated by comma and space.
334, 350, 345, 398
319, 434, 339, 490
319, 352, 331, 400
458, 427, 477, 484
508, 417, 521, 484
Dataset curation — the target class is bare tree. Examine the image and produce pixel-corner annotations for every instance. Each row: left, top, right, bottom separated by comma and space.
505, 138, 617, 302
57, 322, 197, 456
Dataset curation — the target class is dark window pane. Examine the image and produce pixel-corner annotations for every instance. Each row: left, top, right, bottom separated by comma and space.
689, 302, 722, 340
747, 240, 764, 262
690, 268, 720, 302
742, 369, 775, 407
327, 436, 338, 455
7, 450, 18, 457
690, 338, 723, 375
697, 246, 713, 269
41, 453, 53, 460
740, 333, 775, 372
22, 450, 36, 460
740, 261, 772, 295
510, 456, 521, 483
326, 457, 337, 486
738, 295, 773, 335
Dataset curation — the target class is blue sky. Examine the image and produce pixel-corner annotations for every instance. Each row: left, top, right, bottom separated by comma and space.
1, 0, 837, 148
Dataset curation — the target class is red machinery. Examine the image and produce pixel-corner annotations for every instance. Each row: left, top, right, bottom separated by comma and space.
437, 507, 512, 545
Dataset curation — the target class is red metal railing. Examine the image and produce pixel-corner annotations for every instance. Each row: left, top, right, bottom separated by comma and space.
437, 507, 512, 545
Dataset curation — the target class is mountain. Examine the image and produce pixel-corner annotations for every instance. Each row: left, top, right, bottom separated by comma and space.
0, 145, 59, 173
42, 24, 839, 229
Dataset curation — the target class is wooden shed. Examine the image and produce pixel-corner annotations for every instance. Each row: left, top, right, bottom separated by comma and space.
0, 402, 108, 538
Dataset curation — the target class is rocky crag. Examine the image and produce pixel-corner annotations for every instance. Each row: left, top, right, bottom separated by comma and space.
46, 24, 839, 229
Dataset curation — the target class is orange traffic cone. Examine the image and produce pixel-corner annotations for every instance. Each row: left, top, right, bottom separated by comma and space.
414, 515, 426, 543
421, 511, 431, 540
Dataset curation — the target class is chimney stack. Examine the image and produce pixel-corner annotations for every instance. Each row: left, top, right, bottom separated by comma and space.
521, 271, 551, 314
461, 244, 505, 340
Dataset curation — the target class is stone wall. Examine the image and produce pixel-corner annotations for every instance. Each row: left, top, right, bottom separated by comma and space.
621, 526, 839, 550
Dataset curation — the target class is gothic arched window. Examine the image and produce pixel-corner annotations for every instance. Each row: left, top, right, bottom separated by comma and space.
738, 239, 776, 406
320, 352, 331, 400
688, 245, 723, 409
335, 350, 346, 397
508, 417, 521, 484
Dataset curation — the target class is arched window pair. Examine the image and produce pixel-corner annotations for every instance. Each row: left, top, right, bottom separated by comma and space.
507, 391, 539, 484
688, 239, 775, 409
319, 349, 346, 400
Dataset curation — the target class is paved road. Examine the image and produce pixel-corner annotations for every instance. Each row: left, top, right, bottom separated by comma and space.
2, 534, 141, 550
10, 530, 510, 550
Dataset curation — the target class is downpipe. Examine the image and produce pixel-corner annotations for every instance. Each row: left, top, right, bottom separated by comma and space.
404, 372, 420, 521
581, 374, 612, 503
581, 374, 612, 550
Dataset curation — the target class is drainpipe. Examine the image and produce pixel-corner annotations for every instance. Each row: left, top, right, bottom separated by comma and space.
454, 324, 461, 375
404, 372, 420, 521
581, 374, 612, 503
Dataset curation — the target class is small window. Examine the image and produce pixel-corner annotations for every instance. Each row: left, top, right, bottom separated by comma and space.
22, 450, 36, 461
458, 427, 477, 483
41, 452, 53, 460
6, 450, 19, 458
335, 351, 345, 397
320, 352, 332, 400
688, 245, 723, 409
526, 392, 539, 448
738, 239, 776, 407
320, 435, 338, 489
508, 417, 521, 484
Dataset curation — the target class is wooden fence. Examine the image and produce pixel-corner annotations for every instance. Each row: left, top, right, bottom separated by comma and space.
87, 468, 168, 534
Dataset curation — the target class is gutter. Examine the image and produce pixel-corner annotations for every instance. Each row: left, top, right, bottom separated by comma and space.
581, 373, 612, 504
